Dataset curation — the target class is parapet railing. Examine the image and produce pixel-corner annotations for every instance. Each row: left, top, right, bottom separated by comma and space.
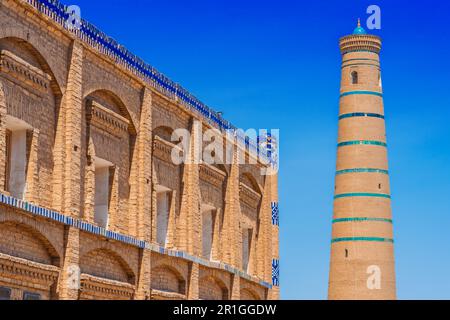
23, 0, 273, 164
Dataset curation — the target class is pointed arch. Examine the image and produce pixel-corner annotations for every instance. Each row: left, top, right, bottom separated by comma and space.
241, 288, 261, 300
0, 221, 61, 266
0, 36, 62, 98
199, 275, 229, 300
151, 264, 186, 295
240, 172, 262, 195
84, 89, 137, 135
80, 248, 135, 284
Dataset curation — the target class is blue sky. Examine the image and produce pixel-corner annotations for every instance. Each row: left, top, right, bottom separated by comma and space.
63, 0, 450, 299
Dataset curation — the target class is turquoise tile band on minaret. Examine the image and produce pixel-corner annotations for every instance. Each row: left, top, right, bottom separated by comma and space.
337, 140, 387, 147
338, 112, 385, 120
336, 168, 389, 175
331, 237, 394, 243
334, 193, 391, 199
332, 217, 393, 224
340, 90, 383, 97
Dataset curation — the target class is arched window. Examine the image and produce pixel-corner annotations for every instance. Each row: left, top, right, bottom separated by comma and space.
351, 71, 358, 84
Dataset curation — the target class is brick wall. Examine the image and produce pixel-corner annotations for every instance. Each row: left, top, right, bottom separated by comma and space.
0, 0, 279, 300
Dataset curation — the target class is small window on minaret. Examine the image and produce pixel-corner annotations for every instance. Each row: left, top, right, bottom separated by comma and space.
345, 249, 349, 258
351, 71, 358, 84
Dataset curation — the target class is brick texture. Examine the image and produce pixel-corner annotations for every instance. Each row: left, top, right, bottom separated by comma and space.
0, 0, 279, 300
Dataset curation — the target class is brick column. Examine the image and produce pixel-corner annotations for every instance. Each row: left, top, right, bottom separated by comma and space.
135, 248, 152, 300
221, 146, 240, 267
62, 41, 83, 217
178, 119, 201, 255
187, 262, 199, 300
254, 174, 271, 280
230, 274, 241, 300
56, 41, 84, 300
57, 226, 81, 300
137, 88, 153, 241
0, 80, 7, 192
83, 138, 95, 223
133, 88, 154, 300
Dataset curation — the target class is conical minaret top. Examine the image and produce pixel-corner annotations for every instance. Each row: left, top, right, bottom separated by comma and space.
339, 20, 382, 55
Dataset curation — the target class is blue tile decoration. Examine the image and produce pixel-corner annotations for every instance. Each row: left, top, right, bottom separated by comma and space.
332, 217, 393, 224
340, 90, 383, 98
0, 192, 272, 289
338, 140, 387, 148
23, 0, 274, 166
336, 168, 389, 175
271, 202, 279, 226
9, 0, 274, 290
331, 237, 394, 244
334, 193, 391, 199
272, 259, 280, 287
338, 112, 384, 120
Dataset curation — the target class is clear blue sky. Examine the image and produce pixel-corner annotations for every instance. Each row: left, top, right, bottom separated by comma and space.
63, 0, 450, 299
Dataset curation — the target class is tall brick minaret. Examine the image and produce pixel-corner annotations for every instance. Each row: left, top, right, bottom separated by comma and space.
328, 20, 396, 300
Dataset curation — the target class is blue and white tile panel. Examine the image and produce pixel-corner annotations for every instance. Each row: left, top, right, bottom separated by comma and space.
272, 259, 280, 287
0, 193, 272, 289
271, 202, 280, 226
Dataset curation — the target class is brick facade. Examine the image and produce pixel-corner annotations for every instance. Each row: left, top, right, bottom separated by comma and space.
0, 0, 279, 300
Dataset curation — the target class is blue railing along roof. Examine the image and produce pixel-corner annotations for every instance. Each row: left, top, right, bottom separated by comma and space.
24, 0, 271, 163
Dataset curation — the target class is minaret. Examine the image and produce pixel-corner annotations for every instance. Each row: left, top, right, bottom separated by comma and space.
328, 20, 396, 300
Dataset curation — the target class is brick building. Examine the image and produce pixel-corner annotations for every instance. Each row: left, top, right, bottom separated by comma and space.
0, 0, 279, 300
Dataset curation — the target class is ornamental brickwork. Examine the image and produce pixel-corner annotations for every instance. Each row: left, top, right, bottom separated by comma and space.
328, 22, 396, 300
0, 0, 279, 300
